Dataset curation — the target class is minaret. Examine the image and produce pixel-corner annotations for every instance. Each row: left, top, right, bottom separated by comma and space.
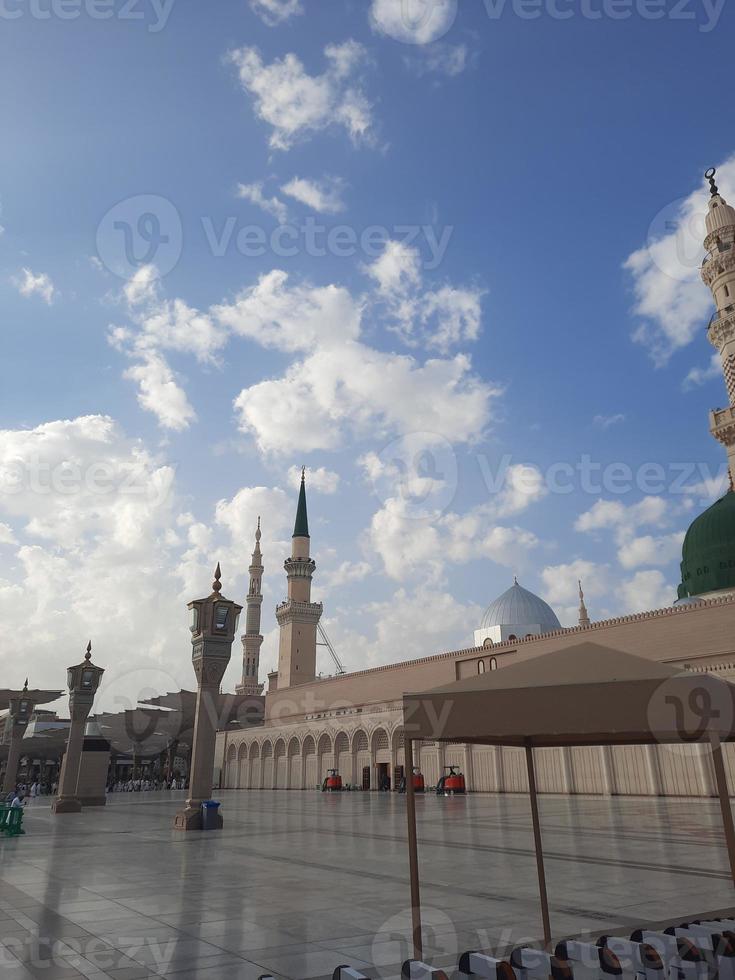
702, 168, 735, 484
578, 580, 590, 628
275, 469, 323, 688
236, 519, 265, 697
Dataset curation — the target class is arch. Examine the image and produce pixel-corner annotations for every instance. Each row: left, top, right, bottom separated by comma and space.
237, 741, 250, 790
483, 637, 494, 648
352, 728, 371, 789
490, 656, 498, 671
371, 727, 390, 754
478, 659, 486, 674
302, 734, 317, 790
248, 740, 261, 789
392, 727, 406, 775
274, 738, 287, 790
287, 735, 301, 790
352, 729, 369, 753
317, 732, 335, 784
334, 731, 349, 754
225, 743, 238, 789
261, 740, 274, 790
334, 730, 352, 785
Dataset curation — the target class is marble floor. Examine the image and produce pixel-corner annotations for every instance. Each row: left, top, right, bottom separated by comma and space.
0, 789, 733, 980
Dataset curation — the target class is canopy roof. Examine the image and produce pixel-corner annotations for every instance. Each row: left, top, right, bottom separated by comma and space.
0, 689, 63, 712
403, 642, 735, 748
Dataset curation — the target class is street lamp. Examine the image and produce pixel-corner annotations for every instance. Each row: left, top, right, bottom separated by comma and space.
52, 642, 104, 814
174, 564, 242, 831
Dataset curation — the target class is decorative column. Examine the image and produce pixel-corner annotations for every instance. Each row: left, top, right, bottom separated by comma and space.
53, 643, 105, 814
174, 564, 242, 831
2, 682, 33, 795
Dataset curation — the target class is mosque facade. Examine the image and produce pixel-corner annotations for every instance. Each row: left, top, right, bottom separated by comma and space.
215, 173, 735, 798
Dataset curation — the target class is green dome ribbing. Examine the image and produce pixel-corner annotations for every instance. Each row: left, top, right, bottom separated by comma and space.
678, 489, 735, 598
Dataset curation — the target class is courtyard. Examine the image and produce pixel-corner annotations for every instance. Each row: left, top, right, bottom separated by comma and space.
0, 789, 733, 980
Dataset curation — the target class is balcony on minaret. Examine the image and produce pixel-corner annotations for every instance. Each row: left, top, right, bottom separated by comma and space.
711, 406, 735, 446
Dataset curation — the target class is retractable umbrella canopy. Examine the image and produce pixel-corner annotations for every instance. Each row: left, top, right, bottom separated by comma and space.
400, 643, 735, 959
403, 642, 735, 747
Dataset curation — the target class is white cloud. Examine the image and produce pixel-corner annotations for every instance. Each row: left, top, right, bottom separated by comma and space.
235, 344, 496, 455
236, 182, 289, 224
540, 559, 676, 622
249, 0, 302, 26
617, 532, 684, 570
287, 465, 340, 494
213, 269, 362, 353
124, 264, 160, 307
280, 175, 346, 214
575, 497, 668, 537
623, 155, 735, 364
683, 353, 721, 390
321, 559, 372, 592
228, 41, 374, 151
0, 523, 17, 546
575, 496, 684, 573
593, 413, 626, 429
124, 353, 197, 432
0, 415, 308, 709
369, 495, 539, 581
492, 463, 548, 517
370, 0, 457, 44
367, 241, 483, 352
618, 569, 675, 613
14, 267, 56, 305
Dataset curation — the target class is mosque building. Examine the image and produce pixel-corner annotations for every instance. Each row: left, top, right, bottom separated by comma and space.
215, 172, 735, 798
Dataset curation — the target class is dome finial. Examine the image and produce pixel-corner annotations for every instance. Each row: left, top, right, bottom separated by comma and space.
706, 168, 719, 198
513, 575, 518, 585
212, 562, 222, 594
85, 640, 92, 661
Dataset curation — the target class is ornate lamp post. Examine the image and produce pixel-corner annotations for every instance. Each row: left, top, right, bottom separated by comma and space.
174, 564, 241, 831
2, 682, 34, 794
52, 642, 104, 814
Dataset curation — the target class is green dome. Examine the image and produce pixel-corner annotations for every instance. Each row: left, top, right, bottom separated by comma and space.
678, 490, 735, 599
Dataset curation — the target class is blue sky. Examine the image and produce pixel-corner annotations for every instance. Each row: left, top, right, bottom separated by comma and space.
0, 0, 733, 706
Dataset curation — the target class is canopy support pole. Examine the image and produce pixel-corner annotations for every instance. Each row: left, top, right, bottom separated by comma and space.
405, 737, 423, 959
710, 732, 735, 887
525, 742, 552, 947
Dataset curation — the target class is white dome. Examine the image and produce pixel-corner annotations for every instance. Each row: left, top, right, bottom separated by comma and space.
481, 581, 562, 632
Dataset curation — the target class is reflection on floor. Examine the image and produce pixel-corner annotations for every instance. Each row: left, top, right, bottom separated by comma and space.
0, 789, 732, 979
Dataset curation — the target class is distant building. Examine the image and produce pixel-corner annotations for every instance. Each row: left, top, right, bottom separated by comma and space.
216, 173, 735, 798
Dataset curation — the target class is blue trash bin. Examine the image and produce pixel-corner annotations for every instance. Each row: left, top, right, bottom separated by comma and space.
201, 800, 221, 830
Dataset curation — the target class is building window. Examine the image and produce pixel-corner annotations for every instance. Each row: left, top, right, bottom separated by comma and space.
508, 634, 517, 642
478, 660, 486, 674
490, 657, 498, 670
483, 637, 493, 648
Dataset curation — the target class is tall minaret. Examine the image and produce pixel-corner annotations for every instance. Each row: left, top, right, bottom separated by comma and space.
275, 469, 323, 688
702, 168, 735, 484
236, 519, 265, 697
578, 580, 590, 628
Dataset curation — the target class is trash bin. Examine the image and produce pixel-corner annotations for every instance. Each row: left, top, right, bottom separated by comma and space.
201, 800, 221, 830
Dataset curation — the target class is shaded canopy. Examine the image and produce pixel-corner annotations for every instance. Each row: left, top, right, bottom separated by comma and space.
403, 642, 735, 748
0, 689, 63, 712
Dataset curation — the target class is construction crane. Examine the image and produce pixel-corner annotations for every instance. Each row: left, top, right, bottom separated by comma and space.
317, 622, 346, 675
